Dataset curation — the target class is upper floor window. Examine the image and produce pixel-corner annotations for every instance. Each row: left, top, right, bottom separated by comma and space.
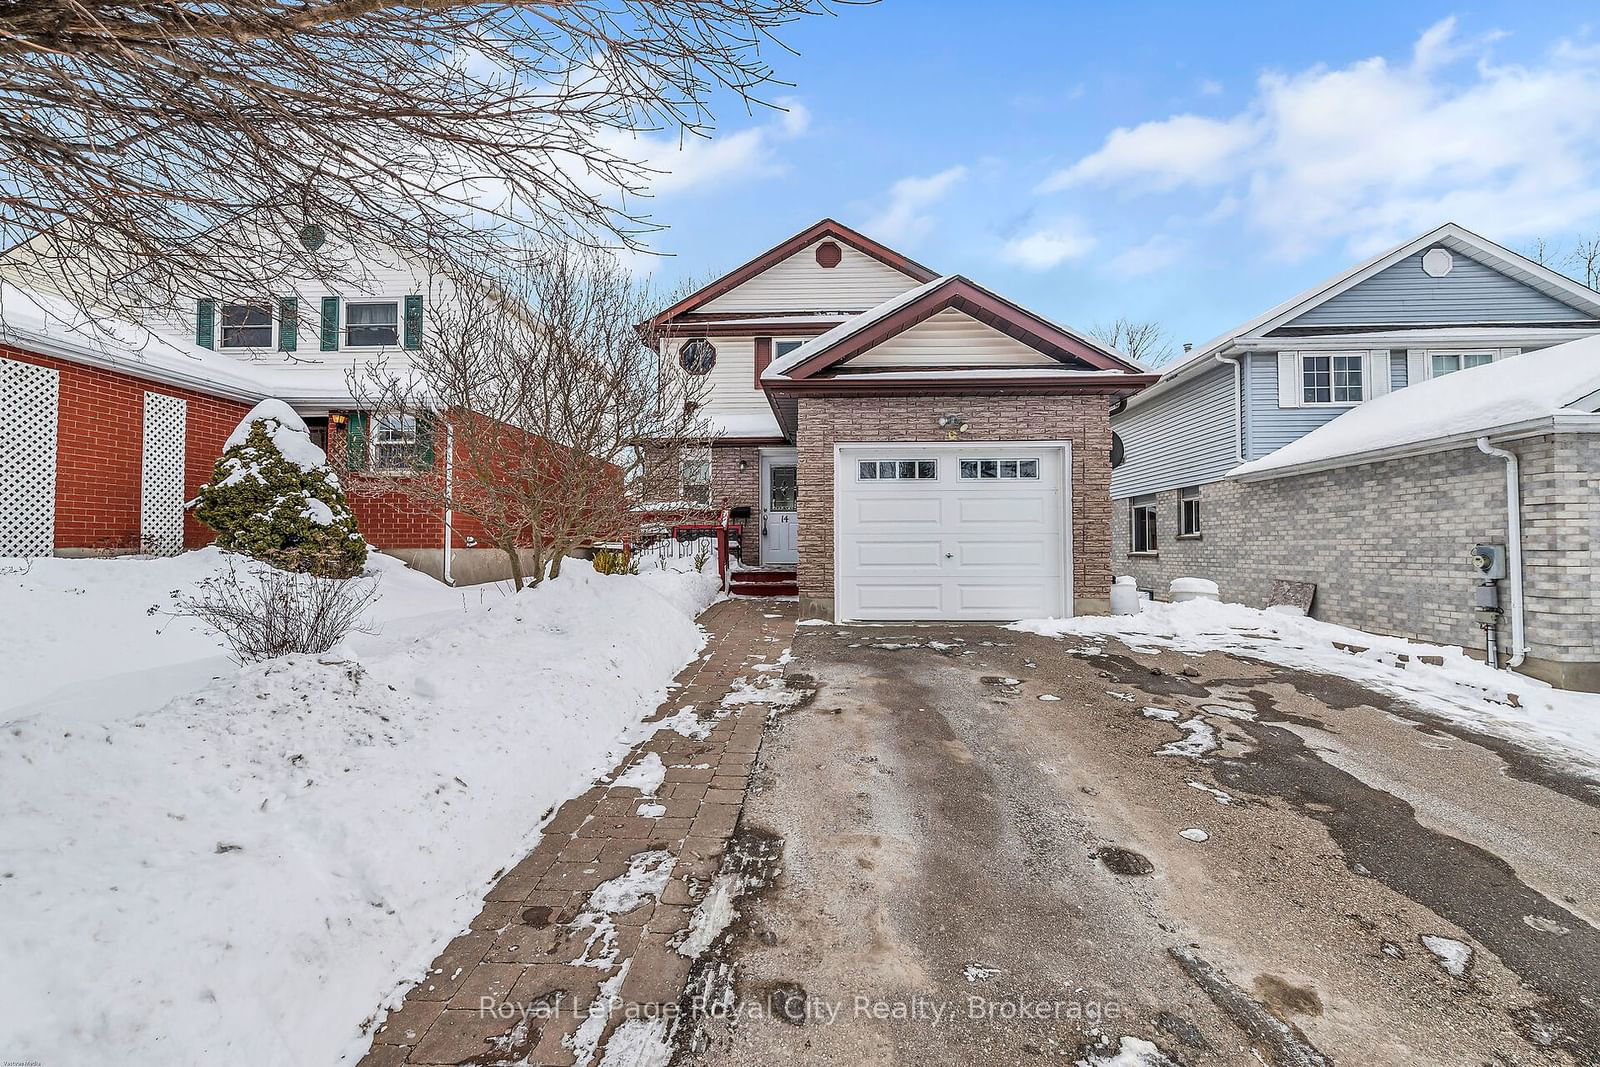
775, 340, 804, 359
1302, 353, 1364, 405
220, 302, 273, 349
345, 301, 400, 348
1429, 350, 1495, 378
679, 338, 716, 375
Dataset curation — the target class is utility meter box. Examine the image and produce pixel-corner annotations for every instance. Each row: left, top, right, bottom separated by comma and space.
1471, 543, 1507, 581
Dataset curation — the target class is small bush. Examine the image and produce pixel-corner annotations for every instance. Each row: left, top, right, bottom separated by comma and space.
194, 400, 367, 578
173, 560, 380, 663
592, 547, 637, 575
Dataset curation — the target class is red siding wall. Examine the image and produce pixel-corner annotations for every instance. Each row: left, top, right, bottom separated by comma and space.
2, 345, 253, 551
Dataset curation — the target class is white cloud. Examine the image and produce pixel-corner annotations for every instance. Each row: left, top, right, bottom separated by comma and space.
1199, 79, 1225, 97
597, 99, 810, 197
999, 223, 1096, 270
1107, 235, 1186, 278
1040, 19, 1600, 258
1039, 114, 1258, 192
865, 166, 968, 243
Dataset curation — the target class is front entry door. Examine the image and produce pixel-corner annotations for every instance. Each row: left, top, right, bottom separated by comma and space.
760, 451, 798, 565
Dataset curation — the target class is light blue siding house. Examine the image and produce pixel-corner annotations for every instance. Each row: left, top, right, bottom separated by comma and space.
1109, 223, 1600, 689
1113, 222, 1600, 505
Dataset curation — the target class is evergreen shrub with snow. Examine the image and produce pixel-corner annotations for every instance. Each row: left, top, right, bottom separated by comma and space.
194, 400, 367, 578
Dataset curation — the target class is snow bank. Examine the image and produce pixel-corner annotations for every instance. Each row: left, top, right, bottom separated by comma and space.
1012, 600, 1600, 780
0, 555, 720, 1066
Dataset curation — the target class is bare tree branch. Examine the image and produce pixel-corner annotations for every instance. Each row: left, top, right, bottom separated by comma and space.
1089, 316, 1174, 367
1, 0, 847, 319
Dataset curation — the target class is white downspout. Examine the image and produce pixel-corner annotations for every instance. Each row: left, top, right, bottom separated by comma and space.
1476, 437, 1526, 667
442, 421, 455, 586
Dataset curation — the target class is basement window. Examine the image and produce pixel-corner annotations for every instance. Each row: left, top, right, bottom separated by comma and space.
1130, 495, 1158, 554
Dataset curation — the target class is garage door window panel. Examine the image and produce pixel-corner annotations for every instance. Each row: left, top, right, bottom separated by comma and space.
858, 459, 938, 480
960, 456, 1041, 479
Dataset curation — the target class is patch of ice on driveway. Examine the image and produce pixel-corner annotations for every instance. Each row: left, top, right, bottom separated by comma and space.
1077, 1035, 1176, 1066
568, 963, 629, 1066
1141, 706, 1179, 722
1107, 691, 1135, 702
1420, 935, 1473, 977
1187, 780, 1233, 804
796, 619, 830, 627
636, 802, 666, 818
612, 752, 666, 795
678, 872, 742, 959
1178, 828, 1210, 842
1522, 915, 1571, 935
598, 1016, 674, 1067
1039, 694, 1062, 701
721, 678, 801, 707
1201, 703, 1256, 721
1155, 718, 1218, 759
656, 706, 713, 740
963, 964, 1001, 982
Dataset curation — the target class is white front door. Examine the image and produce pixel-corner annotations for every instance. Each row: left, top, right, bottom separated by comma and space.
835, 445, 1069, 622
760, 449, 798, 565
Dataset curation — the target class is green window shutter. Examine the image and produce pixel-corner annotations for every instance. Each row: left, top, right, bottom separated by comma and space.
345, 411, 368, 471
320, 296, 340, 351
196, 299, 215, 349
414, 411, 435, 469
278, 297, 298, 352
403, 295, 423, 350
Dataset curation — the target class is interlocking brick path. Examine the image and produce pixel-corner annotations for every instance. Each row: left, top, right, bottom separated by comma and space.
358, 598, 797, 1067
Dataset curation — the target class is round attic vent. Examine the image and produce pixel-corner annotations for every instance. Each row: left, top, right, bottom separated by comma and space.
815, 240, 842, 268
1422, 247, 1454, 278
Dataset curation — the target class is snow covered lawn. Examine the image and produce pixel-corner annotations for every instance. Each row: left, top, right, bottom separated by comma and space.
0, 550, 719, 1065
1013, 600, 1600, 781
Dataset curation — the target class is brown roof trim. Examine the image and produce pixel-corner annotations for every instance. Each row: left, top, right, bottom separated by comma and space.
767, 374, 1159, 397
646, 219, 939, 331
657, 321, 841, 339
709, 435, 791, 447
781, 277, 1145, 380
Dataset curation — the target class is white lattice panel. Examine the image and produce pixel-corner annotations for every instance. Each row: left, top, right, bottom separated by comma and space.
0, 358, 59, 557
141, 392, 188, 555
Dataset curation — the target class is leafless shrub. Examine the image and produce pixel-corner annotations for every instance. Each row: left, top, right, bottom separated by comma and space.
172, 559, 380, 663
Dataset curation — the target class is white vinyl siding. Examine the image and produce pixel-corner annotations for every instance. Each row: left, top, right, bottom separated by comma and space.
671, 335, 770, 423
840, 307, 1059, 368
701, 240, 921, 313
1110, 363, 1237, 498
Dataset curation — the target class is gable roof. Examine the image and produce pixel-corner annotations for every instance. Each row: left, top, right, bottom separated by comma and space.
1229, 336, 1600, 480
1131, 222, 1600, 409
647, 219, 939, 330
763, 274, 1150, 381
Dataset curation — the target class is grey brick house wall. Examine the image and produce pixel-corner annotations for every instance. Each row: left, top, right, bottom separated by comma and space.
1111, 434, 1600, 690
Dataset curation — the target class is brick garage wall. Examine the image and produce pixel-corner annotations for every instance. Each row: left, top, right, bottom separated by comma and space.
796, 393, 1116, 613
3, 345, 252, 551
1110, 435, 1600, 681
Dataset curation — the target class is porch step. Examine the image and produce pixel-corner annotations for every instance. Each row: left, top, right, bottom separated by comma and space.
729, 568, 798, 598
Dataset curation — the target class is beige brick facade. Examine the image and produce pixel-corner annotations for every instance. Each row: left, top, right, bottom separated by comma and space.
1111, 434, 1600, 690
794, 393, 1117, 617
710, 444, 764, 566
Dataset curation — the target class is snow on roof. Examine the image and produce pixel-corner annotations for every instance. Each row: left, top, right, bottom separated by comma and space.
762, 275, 952, 380
1229, 337, 1600, 479
702, 409, 784, 440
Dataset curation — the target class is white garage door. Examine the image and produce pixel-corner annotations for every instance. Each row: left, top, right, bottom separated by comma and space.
836, 445, 1069, 622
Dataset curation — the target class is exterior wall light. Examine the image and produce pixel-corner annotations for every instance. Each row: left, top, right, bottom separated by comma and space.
937, 413, 968, 439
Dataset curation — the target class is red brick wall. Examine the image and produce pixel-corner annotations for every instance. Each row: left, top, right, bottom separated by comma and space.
795, 393, 1116, 609
2, 345, 253, 551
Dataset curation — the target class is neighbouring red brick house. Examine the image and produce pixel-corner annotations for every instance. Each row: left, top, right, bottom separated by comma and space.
0, 283, 510, 583
643, 219, 1157, 621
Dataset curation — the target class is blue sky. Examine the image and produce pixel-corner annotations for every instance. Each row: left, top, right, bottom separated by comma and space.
617, 3, 1600, 362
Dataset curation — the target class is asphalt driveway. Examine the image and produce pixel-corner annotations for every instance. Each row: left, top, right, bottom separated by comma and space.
676, 623, 1600, 1067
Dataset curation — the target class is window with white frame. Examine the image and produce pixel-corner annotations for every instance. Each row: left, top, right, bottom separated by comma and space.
371, 414, 419, 470
681, 448, 712, 504
1130, 495, 1157, 554
219, 302, 273, 348
1177, 485, 1201, 537
857, 459, 937, 480
959, 457, 1040, 480
775, 339, 804, 359
1428, 350, 1495, 378
1302, 352, 1364, 404
346, 300, 400, 347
